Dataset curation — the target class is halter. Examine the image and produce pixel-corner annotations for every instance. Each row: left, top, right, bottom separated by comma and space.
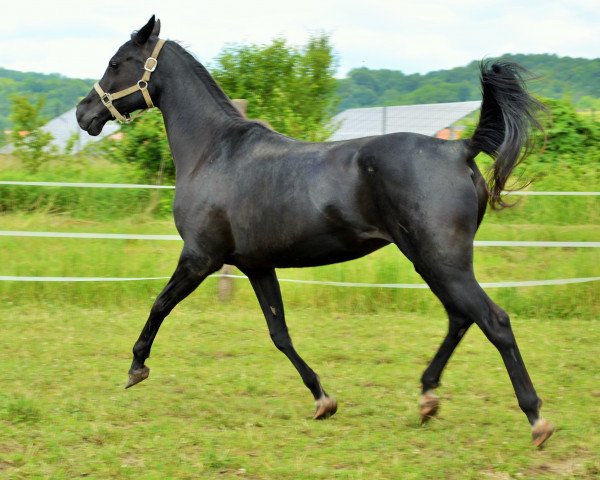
94, 38, 166, 123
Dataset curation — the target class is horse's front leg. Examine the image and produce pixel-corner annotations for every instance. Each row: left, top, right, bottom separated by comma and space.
242, 267, 337, 419
126, 248, 222, 388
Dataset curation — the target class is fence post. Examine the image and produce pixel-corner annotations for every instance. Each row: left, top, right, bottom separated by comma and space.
217, 100, 250, 301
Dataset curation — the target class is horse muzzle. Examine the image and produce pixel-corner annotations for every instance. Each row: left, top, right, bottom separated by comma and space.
76, 95, 111, 137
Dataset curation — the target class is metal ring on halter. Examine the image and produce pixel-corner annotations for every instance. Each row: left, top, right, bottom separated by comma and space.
137, 80, 148, 90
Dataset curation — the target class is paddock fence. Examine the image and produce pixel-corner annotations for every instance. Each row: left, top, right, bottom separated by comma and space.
0, 181, 598, 289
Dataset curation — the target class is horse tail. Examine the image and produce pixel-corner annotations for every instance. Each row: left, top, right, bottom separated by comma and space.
469, 61, 544, 209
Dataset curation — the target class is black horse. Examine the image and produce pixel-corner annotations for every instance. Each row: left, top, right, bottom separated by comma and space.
76, 16, 554, 446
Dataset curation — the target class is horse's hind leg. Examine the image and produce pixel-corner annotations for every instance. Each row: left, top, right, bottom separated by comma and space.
419, 314, 473, 422
242, 267, 337, 419
413, 250, 554, 446
126, 248, 221, 388
381, 171, 552, 444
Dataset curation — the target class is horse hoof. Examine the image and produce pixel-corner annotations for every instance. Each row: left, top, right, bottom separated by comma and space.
314, 396, 338, 420
125, 365, 150, 389
531, 418, 554, 448
419, 390, 440, 423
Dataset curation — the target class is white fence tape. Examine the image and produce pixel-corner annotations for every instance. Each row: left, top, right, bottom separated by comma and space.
0, 181, 598, 196
475, 240, 600, 248
0, 230, 598, 248
0, 276, 171, 282
0, 181, 174, 189
0, 231, 180, 241
506, 191, 600, 196
0, 273, 598, 288
1, 182, 597, 289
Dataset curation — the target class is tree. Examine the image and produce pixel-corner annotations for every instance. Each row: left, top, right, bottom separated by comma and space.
212, 35, 339, 141
534, 98, 600, 163
9, 95, 55, 173
103, 109, 173, 184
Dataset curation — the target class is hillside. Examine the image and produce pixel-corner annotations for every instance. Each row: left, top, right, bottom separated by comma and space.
0, 53, 598, 143
0, 68, 93, 140
337, 54, 600, 111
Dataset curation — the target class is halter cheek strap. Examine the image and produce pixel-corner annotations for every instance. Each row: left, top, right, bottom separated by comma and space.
94, 38, 166, 123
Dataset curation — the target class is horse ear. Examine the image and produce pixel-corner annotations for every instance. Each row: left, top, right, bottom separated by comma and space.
152, 19, 161, 37
133, 15, 156, 45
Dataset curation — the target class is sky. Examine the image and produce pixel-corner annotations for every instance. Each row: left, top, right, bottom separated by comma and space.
1, 0, 598, 80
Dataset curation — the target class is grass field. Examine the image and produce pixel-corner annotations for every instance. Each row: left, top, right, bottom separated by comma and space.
1, 301, 599, 479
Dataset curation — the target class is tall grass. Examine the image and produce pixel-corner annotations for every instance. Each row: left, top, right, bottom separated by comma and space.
0, 215, 597, 319
0, 155, 174, 218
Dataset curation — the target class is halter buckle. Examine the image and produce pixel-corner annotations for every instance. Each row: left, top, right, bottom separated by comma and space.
101, 92, 113, 107
144, 57, 158, 72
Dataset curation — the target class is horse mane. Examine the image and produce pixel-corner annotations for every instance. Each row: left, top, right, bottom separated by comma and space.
165, 40, 244, 120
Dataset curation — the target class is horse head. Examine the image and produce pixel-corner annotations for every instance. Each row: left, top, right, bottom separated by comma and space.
76, 15, 162, 136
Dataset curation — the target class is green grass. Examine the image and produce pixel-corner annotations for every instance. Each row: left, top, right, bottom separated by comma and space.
0, 301, 598, 479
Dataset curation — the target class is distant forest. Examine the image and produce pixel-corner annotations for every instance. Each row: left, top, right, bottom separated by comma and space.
0, 53, 598, 142
338, 54, 600, 111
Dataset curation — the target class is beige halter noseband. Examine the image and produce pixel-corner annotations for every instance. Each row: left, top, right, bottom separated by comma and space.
94, 38, 166, 123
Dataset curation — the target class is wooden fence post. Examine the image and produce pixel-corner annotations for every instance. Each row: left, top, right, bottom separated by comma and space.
217, 99, 249, 301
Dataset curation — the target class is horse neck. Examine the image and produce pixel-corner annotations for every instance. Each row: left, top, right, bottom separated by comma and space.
154, 42, 243, 175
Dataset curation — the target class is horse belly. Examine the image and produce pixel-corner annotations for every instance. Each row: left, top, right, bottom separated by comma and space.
230, 226, 390, 269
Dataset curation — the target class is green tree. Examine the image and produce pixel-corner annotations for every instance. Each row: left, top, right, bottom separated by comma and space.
9, 95, 55, 173
103, 109, 173, 183
212, 35, 339, 141
535, 98, 600, 163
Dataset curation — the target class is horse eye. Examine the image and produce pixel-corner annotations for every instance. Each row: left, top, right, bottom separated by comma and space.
109, 60, 119, 69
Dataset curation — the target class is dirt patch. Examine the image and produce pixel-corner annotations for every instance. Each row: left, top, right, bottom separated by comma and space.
481, 470, 512, 479
481, 454, 598, 479
527, 456, 595, 477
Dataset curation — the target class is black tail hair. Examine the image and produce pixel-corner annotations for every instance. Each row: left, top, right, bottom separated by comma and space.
470, 61, 544, 209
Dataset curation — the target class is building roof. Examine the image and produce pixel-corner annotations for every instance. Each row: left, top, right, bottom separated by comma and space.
329, 101, 481, 141
42, 107, 120, 153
